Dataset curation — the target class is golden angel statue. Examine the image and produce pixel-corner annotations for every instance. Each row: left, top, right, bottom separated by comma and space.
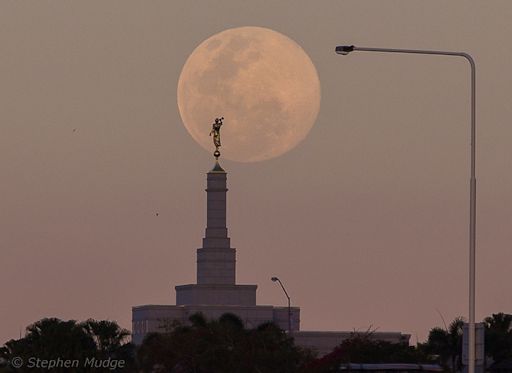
209, 117, 224, 159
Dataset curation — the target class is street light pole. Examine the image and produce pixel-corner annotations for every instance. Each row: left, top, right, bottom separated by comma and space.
335, 45, 476, 373
271, 276, 292, 334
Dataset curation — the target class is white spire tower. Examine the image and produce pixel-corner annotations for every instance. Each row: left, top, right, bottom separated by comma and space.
175, 162, 257, 306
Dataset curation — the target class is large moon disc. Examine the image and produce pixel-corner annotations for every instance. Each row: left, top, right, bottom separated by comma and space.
177, 26, 321, 162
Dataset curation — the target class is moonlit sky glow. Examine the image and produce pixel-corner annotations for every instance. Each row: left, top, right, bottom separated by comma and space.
1, 1, 511, 344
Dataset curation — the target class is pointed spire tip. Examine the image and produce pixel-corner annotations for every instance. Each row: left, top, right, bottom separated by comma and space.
210, 161, 225, 173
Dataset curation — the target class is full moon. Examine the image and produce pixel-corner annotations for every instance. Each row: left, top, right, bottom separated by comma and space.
177, 26, 321, 162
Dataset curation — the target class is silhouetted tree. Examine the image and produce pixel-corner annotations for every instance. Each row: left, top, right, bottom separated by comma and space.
307, 332, 432, 372
81, 319, 130, 355
3, 318, 96, 372
1, 318, 135, 372
421, 316, 464, 372
484, 313, 512, 363
137, 312, 314, 373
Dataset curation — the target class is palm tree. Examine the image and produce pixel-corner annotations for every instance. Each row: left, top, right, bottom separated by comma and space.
3, 318, 97, 373
81, 319, 130, 355
2, 318, 136, 372
424, 317, 464, 372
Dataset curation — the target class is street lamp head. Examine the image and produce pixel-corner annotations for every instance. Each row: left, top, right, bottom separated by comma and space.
335, 45, 355, 55
271, 276, 279, 282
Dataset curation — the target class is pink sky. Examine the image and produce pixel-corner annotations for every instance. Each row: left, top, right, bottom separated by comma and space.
1, 0, 511, 344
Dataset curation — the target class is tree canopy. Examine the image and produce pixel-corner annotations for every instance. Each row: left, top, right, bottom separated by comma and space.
306, 333, 432, 372
484, 313, 512, 363
2, 312, 512, 372
0, 318, 134, 373
137, 312, 315, 373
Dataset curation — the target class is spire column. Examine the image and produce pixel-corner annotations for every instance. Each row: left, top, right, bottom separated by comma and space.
196, 162, 236, 285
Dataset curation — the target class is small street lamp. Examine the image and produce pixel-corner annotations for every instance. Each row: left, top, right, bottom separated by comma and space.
271, 276, 292, 334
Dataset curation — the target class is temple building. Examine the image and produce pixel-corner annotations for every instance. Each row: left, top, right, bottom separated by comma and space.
132, 161, 409, 355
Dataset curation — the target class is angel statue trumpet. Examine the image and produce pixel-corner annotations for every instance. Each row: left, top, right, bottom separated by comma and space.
209, 117, 224, 159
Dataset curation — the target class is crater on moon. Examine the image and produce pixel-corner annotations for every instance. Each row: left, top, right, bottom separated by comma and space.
177, 26, 321, 162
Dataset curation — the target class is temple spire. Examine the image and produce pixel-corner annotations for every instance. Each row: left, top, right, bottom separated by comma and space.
196, 162, 236, 284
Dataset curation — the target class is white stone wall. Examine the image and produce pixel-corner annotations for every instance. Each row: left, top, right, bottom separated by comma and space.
131, 304, 301, 345
175, 284, 257, 306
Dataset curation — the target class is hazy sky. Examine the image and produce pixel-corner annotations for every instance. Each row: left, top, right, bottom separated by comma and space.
1, 1, 511, 344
